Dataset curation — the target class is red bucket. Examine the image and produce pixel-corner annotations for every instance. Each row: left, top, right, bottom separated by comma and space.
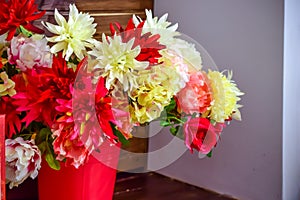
38, 140, 120, 200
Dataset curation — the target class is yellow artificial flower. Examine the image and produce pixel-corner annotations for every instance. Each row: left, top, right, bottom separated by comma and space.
130, 85, 173, 124
0, 72, 16, 97
43, 4, 97, 61
0, 33, 8, 51
89, 34, 148, 91
129, 68, 175, 124
207, 70, 244, 123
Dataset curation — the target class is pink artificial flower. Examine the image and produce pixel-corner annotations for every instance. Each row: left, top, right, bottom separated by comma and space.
183, 117, 224, 154
52, 123, 90, 169
12, 53, 76, 127
112, 107, 134, 139
176, 71, 212, 115
8, 34, 52, 71
111, 82, 134, 139
5, 137, 41, 189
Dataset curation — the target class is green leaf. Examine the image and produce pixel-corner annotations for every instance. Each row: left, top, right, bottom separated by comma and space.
165, 98, 176, 112
192, 112, 198, 118
111, 122, 130, 146
45, 152, 60, 170
115, 129, 130, 146
160, 121, 171, 127
169, 126, 184, 140
35, 128, 51, 144
19, 25, 33, 37
37, 141, 48, 154
170, 127, 177, 135
206, 150, 213, 158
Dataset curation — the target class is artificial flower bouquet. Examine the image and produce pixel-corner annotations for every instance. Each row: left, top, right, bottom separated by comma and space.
0, 0, 243, 189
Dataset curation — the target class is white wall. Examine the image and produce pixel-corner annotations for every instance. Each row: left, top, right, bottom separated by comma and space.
150, 0, 284, 199
283, 0, 300, 199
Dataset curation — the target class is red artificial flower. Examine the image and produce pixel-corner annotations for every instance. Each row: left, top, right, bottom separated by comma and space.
95, 77, 118, 142
0, 58, 3, 69
12, 53, 77, 128
184, 117, 224, 154
0, 96, 22, 138
52, 123, 90, 168
53, 60, 114, 154
110, 18, 166, 66
0, 0, 45, 41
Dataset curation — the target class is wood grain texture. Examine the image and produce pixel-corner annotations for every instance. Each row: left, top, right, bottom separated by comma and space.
92, 13, 146, 38
35, 0, 75, 10
76, 0, 152, 11
118, 127, 148, 171
114, 173, 238, 200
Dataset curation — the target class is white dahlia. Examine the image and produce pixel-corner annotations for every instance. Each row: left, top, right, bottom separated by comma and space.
133, 9, 179, 45
43, 4, 97, 60
89, 34, 149, 91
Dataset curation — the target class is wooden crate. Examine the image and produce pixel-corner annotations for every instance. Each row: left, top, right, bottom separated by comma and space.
36, 0, 153, 171
74, 0, 153, 171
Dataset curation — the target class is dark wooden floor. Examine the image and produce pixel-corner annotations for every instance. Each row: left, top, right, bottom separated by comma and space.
114, 172, 236, 200
6, 172, 236, 200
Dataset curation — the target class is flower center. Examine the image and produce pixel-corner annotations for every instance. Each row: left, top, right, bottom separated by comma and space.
112, 55, 131, 73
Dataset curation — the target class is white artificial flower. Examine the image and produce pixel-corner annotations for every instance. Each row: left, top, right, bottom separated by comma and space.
43, 4, 97, 61
6, 137, 42, 189
166, 38, 203, 70
133, 9, 179, 45
8, 34, 52, 71
89, 34, 149, 91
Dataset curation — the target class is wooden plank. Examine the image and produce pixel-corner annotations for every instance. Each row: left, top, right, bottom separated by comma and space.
35, 0, 75, 11
0, 115, 5, 200
76, 0, 152, 11
140, 0, 153, 10
113, 173, 238, 200
118, 126, 148, 171
91, 14, 146, 39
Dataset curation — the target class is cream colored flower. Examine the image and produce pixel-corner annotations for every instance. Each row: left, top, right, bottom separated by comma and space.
43, 4, 97, 61
165, 38, 203, 71
89, 34, 149, 91
129, 67, 176, 124
0, 71, 16, 97
158, 50, 190, 93
133, 9, 179, 45
207, 70, 244, 123
6, 137, 41, 189
130, 84, 173, 124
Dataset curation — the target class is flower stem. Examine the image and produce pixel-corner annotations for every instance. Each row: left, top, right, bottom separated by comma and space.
168, 116, 185, 124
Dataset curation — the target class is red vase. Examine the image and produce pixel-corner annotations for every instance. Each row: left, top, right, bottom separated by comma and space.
38, 141, 120, 200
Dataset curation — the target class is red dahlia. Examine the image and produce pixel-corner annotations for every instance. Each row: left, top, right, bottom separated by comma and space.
0, 0, 45, 41
110, 18, 166, 66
